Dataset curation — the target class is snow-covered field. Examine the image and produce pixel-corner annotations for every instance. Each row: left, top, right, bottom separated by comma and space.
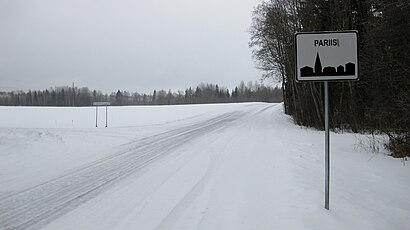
0, 103, 409, 230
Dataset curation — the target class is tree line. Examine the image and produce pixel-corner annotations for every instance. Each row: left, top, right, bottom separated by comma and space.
249, 0, 409, 157
0, 81, 282, 107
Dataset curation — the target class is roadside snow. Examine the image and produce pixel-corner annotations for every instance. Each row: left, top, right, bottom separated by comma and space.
0, 103, 408, 230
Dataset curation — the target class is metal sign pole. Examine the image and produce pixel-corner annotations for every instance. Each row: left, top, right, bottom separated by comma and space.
95, 106, 98, 127
324, 81, 330, 210
105, 106, 108, 127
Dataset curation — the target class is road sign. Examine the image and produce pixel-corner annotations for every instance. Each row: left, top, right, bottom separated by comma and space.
93, 102, 111, 106
93, 102, 110, 127
295, 31, 358, 81
295, 30, 359, 210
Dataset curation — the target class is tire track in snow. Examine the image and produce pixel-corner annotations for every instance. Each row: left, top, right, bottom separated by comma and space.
0, 111, 248, 230
154, 146, 222, 230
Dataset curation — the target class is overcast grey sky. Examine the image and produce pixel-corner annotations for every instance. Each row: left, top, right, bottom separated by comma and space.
0, 0, 262, 93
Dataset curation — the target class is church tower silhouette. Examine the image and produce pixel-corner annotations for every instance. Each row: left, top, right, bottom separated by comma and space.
314, 52, 322, 75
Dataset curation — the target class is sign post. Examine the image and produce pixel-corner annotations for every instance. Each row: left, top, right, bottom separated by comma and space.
93, 102, 111, 127
324, 81, 330, 210
295, 31, 358, 210
95, 106, 98, 127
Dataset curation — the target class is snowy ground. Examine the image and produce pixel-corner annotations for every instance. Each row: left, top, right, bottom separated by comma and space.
0, 103, 409, 230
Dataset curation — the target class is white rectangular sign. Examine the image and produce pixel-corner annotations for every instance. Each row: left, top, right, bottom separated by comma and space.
295, 31, 358, 81
93, 102, 110, 106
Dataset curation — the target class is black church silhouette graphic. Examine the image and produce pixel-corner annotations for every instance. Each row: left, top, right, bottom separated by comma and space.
300, 53, 355, 77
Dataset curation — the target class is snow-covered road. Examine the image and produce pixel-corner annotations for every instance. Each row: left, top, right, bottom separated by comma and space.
0, 111, 245, 229
0, 103, 409, 230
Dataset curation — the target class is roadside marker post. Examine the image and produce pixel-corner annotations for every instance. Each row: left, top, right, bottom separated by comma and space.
295, 31, 358, 210
93, 102, 111, 127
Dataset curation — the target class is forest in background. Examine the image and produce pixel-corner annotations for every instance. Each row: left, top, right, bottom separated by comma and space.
249, 0, 409, 157
0, 81, 283, 107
